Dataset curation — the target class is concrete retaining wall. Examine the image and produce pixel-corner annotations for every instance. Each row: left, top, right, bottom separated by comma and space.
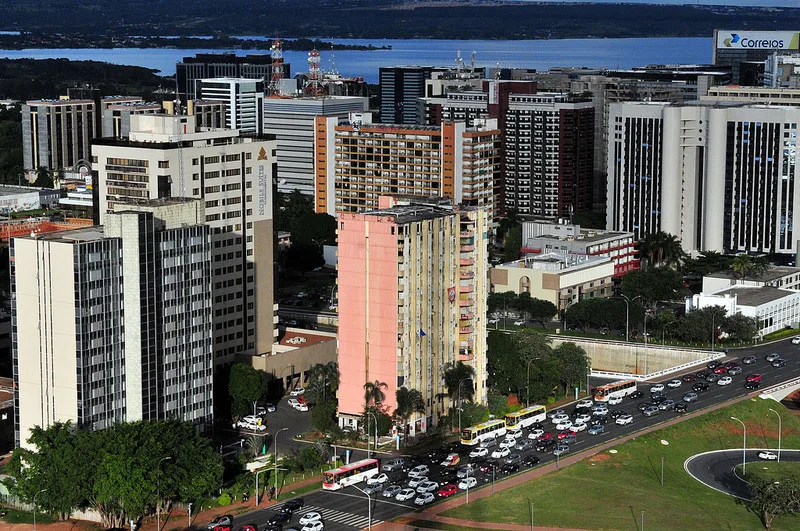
550, 335, 723, 381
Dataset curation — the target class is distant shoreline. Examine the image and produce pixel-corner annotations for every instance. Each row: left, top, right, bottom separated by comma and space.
0, 34, 392, 52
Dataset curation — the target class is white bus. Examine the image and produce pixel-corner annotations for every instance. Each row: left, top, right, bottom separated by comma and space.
460, 419, 507, 446
504, 405, 547, 429
322, 458, 379, 490
592, 379, 637, 402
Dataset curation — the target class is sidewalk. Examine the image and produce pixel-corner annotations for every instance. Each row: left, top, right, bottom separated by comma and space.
374, 391, 755, 531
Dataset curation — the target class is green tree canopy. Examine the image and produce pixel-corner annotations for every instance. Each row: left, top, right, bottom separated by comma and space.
394, 387, 425, 441
442, 361, 476, 401
488, 291, 517, 316
620, 267, 685, 306
363, 380, 388, 408
552, 342, 590, 394
503, 225, 522, 262
746, 475, 800, 529
305, 362, 339, 405
229, 363, 267, 417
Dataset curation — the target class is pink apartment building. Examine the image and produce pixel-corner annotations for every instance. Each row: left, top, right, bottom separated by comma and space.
336, 197, 489, 436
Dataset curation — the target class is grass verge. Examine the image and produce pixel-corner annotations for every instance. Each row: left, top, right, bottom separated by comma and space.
738, 461, 800, 483
0, 507, 56, 524
442, 397, 800, 530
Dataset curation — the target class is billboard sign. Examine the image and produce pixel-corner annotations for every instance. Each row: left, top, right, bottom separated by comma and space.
716, 30, 800, 51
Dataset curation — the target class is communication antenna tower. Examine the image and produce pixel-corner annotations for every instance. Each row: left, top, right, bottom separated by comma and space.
269, 37, 284, 97
305, 49, 324, 96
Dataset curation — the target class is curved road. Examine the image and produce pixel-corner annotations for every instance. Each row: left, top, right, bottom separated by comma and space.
685, 449, 800, 499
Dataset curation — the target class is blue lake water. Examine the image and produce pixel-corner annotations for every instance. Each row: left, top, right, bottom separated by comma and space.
0, 37, 712, 84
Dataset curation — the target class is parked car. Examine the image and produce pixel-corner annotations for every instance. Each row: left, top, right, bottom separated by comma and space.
745, 380, 761, 390
290, 387, 305, 396
407, 464, 429, 478
363, 483, 384, 495
469, 447, 488, 458
616, 414, 634, 425
367, 473, 389, 485
682, 373, 697, 383
458, 477, 478, 490
414, 493, 435, 506
528, 428, 545, 440
396, 488, 416, 501
650, 383, 665, 393
408, 476, 428, 488
382, 458, 406, 472
515, 439, 534, 452
588, 424, 605, 435
629, 391, 645, 400
208, 515, 234, 530
746, 373, 762, 383
491, 447, 510, 459
299, 512, 322, 526
437, 483, 458, 497
553, 444, 570, 457
717, 376, 733, 386
692, 382, 710, 392
456, 466, 475, 479
728, 366, 743, 375
500, 463, 520, 474
742, 355, 757, 365
522, 455, 541, 466
659, 399, 676, 411
440, 453, 461, 467
792, 337, 800, 345
383, 485, 402, 498
674, 402, 688, 413
576, 399, 593, 408
667, 379, 682, 388
415, 480, 439, 494
682, 392, 699, 403
608, 395, 623, 405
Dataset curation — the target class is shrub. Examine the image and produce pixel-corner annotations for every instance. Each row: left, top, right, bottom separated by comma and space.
217, 492, 232, 506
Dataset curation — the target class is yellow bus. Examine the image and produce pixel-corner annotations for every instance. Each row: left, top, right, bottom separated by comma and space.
504, 405, 547, 429
460, 419, 507, 446
592, 379, 637, 402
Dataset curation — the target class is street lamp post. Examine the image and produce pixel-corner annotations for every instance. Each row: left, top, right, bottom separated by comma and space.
769, 408, 782, 463
643, 313, 648, 375
620, 294, 642, 343
457, 378, 472, 434
530, 502, 534, 531
33, 488, 47, 531
274, 427, 289, 500
731, 416, 747, 476
187, 503, 192, 529
156, 456, 172, 531
351, 484, 372, 531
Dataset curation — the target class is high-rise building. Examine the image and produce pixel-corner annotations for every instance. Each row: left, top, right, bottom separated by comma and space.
607, 101, 800, 257
379, 65, 485, 125
22, 98, 97, 179
93, 114, 278, 363
263, 96, 368, 195
336, 197, 489, 435
314, 113, 501, 220
504, 93, 594, 219
713, 30, 800, 84
12, 198, 213, 448
197, 78, 265, 134
176, 53, 289, 102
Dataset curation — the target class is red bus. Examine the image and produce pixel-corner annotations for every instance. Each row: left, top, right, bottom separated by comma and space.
322, 458, 380, 490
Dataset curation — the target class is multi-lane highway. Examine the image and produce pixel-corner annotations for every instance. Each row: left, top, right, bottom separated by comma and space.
229, 338, 800, 531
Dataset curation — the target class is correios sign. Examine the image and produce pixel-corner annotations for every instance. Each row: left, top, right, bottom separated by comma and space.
716, 30, 800, 50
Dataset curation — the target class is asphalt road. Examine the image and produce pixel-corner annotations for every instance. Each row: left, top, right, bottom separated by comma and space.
685, 449, 800, 499
230, 337, 800, 531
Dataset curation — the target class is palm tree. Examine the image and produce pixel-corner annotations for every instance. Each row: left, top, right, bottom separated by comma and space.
639, 231, 685, 269
363, 380, 388, 407
394, 387, 425, 442
307, 362, 340, 404
731, 254, 754, 278
442, 362, 476, 401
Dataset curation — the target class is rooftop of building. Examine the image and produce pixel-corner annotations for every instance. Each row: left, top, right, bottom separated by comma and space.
279, 329, 336, 349
707, 266, 800, 283
92, 131, 276, 149
104, 101, 163, 110
523, 221, 632, 245
0, 185, 51, 196
28, 225, 105, 243
363, 202, 454, 224
714, 285, 798, 307
500, 251, 610, 272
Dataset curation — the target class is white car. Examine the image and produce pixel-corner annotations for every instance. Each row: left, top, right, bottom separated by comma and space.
514, 319, 526, 326
607, 395, 623, 405
299, 512, 322, 526
616, 414, 634, 426
717, 376, 733, 386
469, 447, 488, 458
576, 399, 593, 408
667, 379, 682, 388
367, 473, 389, 485
507, 426, 524, 438
488, 318, 500, 324
290, 387, 305, 396
575, 413, 592, 424
458, 477, 477, 490
555, 420, 574, 430
571, 421, 587, 432
591, 404, 609, 415
294, 403, 309, 412
239, 421, 267, 431
408, 476, 428, 488
499, 438, 516, 450
396, 488, 416, 501
758, 451, 778, 460
416, 480, 439, 494
650, 384, 665, 393
792, 337, 800, 345
551, 413, 570, 425
408, 464, 429, 478
301, 522, 324, 531
548, 408, 566, 420
528, 428, 545, 440
491, 447, 510, 459
414, 492, 435, 506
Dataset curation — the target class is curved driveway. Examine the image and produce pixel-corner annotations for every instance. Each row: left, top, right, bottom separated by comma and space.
685, 449, 800, 499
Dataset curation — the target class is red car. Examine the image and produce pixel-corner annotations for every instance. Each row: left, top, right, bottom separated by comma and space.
537, 432, 554, 442
713, 366, 728, 374
746, 373, 762, 383
557, 430, 577, 441
437, 484, 458, 498
682, 373, 697, 383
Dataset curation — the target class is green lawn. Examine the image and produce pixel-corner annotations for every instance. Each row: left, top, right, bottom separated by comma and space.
442, 397, 800, 530
739, 461, 800, 483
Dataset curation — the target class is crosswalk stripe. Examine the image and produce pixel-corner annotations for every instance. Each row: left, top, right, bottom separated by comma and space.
292, 504, 385, 528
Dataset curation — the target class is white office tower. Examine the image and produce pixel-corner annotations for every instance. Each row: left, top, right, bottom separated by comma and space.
198, 78, 265, 134
93, 114, 278, 363
12, 199, 213, 449
263, 96, 368, 195
607, 101, 800, 258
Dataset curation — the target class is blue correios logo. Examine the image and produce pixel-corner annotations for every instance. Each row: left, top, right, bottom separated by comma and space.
723, 33, 740, 47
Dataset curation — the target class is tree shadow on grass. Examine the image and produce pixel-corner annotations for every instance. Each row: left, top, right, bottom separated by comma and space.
645, 454, 661, 485
628, 505, 641, 531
